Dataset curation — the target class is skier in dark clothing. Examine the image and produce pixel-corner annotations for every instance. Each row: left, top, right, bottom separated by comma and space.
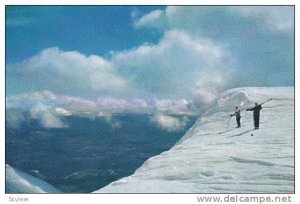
230, 106, 241, 128
247, 103, 262, 129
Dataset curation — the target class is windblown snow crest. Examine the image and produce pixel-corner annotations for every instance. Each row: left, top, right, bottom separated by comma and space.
6, 164, 60, 193
95, 87, 294, 193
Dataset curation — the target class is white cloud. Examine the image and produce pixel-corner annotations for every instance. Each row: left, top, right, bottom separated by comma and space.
232, 6, 294, 32
7, 91, 57, 109
113, 29, 235, 101
55, 107, 72, 116
136, 6, 293, 34
58, 94, 96, 112
103, 114, 122, 129
96, 97, 150, 113
9, 47, 127, 95
134, 9, 167, 30
132, 6, 294, 96
192, 73, 226, 105
155, 98, 194, 115
10, 6, 292, 108
29, 103, 67, 129
150, 113, 189, 132
7, 91, 198, 117
7, 91, 198, 131
193, 87, 219, 105
8, 27, 235, 109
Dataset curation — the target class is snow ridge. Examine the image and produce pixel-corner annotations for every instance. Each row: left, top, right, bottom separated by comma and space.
6, 164, 60, 193
95, 87, 294, 193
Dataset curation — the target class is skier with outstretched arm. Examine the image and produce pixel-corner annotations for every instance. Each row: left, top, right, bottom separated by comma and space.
247, 103, 262, 129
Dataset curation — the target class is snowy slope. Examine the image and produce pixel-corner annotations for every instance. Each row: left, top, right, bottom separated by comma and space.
95, 87, 294, 193
6, 164, 60, 193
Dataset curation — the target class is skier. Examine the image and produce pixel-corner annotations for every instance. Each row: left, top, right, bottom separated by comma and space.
230, 106, 241, 128
247, 103, 262, 129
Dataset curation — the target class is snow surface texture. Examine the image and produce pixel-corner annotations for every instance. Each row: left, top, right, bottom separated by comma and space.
95, 87, 294, 193
6, 164, 60, 193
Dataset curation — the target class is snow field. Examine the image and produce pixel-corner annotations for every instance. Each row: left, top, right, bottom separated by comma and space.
96, 87, 294, 193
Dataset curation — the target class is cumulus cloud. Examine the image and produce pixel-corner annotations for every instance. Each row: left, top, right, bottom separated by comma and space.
232, 6, 294, 32
134, 9, 167, 29
29, 103, 67, 129
113, 29, 235, 102
154, 98, 194, 115
133, 6, 294, 92
8, 47, 127, 96
7, 6, 293, 112
150, 113, 189, 132
8, 36, 234, 105
135, 6, 293, 34
192, 73, 226, 105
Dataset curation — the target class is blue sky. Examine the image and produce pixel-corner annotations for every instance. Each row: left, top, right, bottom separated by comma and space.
6, 6, 294, 117
6, 6, 164, 63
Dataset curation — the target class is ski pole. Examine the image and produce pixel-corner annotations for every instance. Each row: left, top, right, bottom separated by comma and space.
226, 116, 232, 129
259, 98, 272, 106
